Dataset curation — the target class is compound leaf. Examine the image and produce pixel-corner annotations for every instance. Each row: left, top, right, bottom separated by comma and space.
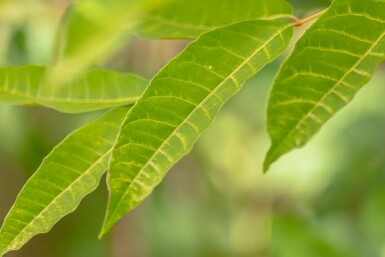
0, 107, 128, 256
0, 65, 147, 113
101, 20, 293, 236
139, 0, 292, 39
264, 0, 385, 171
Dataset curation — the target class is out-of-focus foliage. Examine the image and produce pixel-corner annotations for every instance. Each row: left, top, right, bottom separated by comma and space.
47, 0, 149, 85
1, 0, 385, 256
289, 0, 331, 12
0, 0, 66, 65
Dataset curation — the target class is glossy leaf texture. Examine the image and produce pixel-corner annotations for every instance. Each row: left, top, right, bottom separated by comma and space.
101, 20, 293, 236
264, 0, 385, 171
0, 107, 128, 256
138, 0, 292, 39
0, 65, 147, 113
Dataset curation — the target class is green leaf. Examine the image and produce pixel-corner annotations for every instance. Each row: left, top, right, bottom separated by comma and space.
0, 107, 128, 256
264, 0, 385, 171
138, 0, 292, 39
101, 20, 293, 236
0, 65, 147, 113
47, 0, 148, 85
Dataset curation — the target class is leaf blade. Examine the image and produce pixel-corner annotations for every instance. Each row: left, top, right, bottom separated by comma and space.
102, 20, 293, 235
0, 107, 128, 256
139, 0, 292, 39
47, 0, 146, 84
264, 0, 385, 170
0, 65, 148, 113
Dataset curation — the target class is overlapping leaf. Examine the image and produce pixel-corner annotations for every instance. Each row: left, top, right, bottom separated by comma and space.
264, 0, 385, 170
101, 20, 293, 235
0, 107, 128, 256
138, 0, 292, 39
0, 65, 147, 113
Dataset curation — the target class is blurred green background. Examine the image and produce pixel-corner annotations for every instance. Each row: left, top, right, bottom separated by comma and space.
1, 0, 385, 256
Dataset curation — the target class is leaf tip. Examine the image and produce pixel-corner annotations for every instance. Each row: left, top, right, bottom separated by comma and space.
99, 209, 122, 239
98, 227, 109, 240
98, 217, 114, 239
263, 144, 280, 173
262, 160, 271, 174
97, 230, 106, 240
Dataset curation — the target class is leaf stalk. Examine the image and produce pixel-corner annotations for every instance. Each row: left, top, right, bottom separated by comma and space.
292, 9, 327, 27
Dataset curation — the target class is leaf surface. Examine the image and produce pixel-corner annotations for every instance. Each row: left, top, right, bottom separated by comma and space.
0, 107, 128, 256
101, 20, 293, 235
47, 0, 148, 85
0, 65, 147, 113
139, 0, 292, 39
264, 0, 385, 170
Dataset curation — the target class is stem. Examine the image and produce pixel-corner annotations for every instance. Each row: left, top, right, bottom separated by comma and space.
292, 9, 328, 27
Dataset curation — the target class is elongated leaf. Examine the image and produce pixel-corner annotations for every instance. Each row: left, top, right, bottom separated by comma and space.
138, 0, 292, 39
264, 0, 385, 170
0, 107, 128, 256
0, 65, 147, 113
101, 20, 293, 236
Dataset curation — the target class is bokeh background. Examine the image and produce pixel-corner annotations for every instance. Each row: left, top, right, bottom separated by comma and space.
1, 0, 385, 256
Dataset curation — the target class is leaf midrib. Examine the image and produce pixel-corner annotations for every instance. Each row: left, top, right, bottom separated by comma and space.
145, 15, 215, 31
145, 14, 292, 32
107, 23, 291, 225
0, 88, 141, 105
0, 88, 34, 99
37, 96, 141, 104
